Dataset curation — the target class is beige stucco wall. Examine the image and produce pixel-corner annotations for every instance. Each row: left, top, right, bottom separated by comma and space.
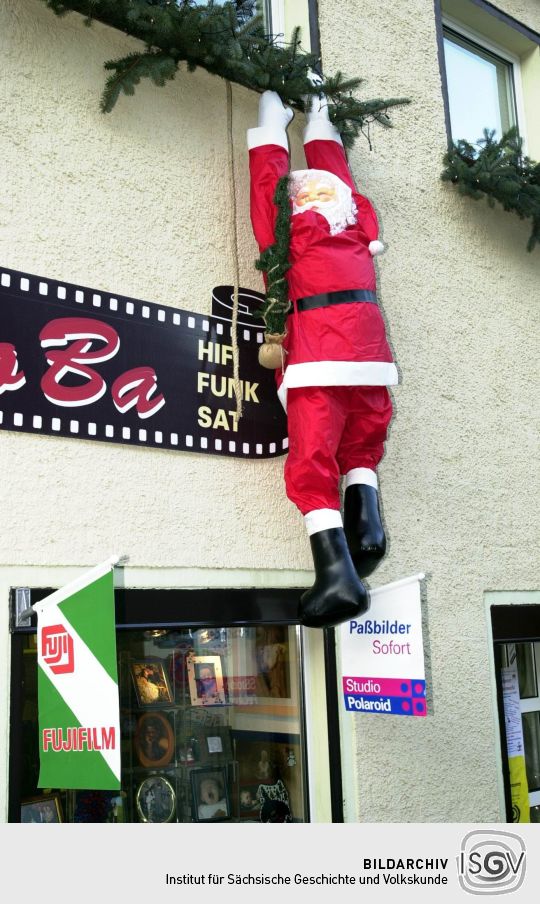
1, 0, 312, 573
1, 0, 539, 823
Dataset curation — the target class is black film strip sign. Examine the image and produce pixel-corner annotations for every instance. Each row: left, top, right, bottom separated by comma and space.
0, 268, 288, 459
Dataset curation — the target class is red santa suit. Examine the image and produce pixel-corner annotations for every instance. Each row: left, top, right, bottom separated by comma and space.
249, 101, 398, 535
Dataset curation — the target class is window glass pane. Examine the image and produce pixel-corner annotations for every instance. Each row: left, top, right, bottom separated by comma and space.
14, 624, 308, 823
515, 643, 538, 699
521, 711, 540, 793
443, 29, 516, 143
192, 0, 259, 23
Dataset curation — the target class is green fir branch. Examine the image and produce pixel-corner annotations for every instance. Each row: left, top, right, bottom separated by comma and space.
101, 51, 177, 112
40, 0, 410, 148
255, 176, 292, 335
442, 128, 540, 252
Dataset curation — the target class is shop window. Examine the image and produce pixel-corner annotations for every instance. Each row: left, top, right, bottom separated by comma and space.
10, 589, 310, 823
499, 642, 540, 821
490, 598, 540, 823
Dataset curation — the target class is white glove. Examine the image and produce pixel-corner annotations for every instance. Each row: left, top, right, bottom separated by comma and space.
306, 69, 324, 90
305, 93, 331, 123
258, 90, 293, 130
303, 73, 342, 146
247, 90, 293, 151
304, 70, 330, 122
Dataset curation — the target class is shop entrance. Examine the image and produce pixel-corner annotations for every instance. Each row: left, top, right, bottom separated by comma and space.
9, 586, 310, 823
491, 600, 540, 822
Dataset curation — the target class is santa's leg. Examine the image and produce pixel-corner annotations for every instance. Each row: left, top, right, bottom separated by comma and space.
338, 386, 393, 577
285, 387, 368, 628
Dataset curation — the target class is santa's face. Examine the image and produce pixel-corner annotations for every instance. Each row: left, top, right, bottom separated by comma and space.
294, 179, 337, 210
290, 168, 357, 236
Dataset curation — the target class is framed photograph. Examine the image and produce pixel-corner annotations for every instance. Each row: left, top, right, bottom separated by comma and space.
233, 731, 305, 822
203, 726, 233, 760
238, 784, 261, 821
177, 725, 233, 767
131, 659, 173, 707
134, 712, 174, 768
238, 781, 292, 823
232, 626, 300, 715
21, 793, 62, 823
186, 654, 226, 706
169, 641, 195, 700
72, 790, 126, 823
135, 775, 176, 823
191, 767, 230, 822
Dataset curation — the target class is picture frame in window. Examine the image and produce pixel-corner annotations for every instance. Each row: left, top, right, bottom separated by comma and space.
130, 659, 173, 708
186, 654, 226, 706
72, 790, 126, 823
202, 725, 233, 761
134, 711, 175, 768
238, 783, 262, 821
177, 725, 233, 767
135, 774, 176, 823
191, 767, 230, 822
21, 793, 62, 823
231, 626, 300, 716
233, 731, 305, 822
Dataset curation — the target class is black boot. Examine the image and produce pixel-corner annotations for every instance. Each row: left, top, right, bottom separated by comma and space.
344, 484, 386, 578
300, 528, 369, 628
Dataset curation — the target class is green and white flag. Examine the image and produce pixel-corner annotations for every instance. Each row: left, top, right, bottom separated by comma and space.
35, 558, 121, 790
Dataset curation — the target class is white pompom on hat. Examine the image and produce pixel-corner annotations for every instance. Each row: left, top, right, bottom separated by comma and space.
369, 240, 385, 256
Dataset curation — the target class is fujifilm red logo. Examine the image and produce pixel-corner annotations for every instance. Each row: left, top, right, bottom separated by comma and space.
41, 624, 75, 674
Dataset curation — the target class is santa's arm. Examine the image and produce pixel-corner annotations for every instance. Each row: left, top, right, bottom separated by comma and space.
304, 95, 384, 255
248, 92, 292, 252
303, 96, 354, 189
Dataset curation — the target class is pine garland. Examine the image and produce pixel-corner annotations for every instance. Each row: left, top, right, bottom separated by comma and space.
442, 128, 540, 252
255, 176, 291, 335
40, 0, 409, 149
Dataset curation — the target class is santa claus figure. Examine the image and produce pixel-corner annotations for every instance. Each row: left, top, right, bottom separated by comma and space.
248, 90, 398, 628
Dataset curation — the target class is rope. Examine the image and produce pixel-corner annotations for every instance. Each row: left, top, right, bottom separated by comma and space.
225, 80, 243, 420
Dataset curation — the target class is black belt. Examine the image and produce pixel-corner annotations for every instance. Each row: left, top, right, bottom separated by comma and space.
296, 289, 377, 312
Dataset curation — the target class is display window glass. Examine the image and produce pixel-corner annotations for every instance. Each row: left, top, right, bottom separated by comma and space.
493, 613, 540, 823
11, 612, 309, 823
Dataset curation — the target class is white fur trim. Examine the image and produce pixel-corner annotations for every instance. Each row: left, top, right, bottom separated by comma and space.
247, 125, 288, 151
278, 381, 288, 412
304, 508, 343, 536
277, 361, 397, 411
345, 468, 378, 490
369, 240, 385, 256
284, 360, 398, 388
304, 120, 343, 147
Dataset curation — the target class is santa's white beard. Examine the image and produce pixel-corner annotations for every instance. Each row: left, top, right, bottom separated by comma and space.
289, 168, 357, 236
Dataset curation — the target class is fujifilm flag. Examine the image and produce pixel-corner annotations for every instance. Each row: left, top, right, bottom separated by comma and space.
35, 559, 121, 790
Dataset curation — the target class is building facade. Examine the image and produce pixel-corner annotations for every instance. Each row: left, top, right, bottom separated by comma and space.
1, 0, 539, 823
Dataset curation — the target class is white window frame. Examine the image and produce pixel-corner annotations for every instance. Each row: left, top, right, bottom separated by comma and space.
268, 0, 286, 38
442, 13, 529, 152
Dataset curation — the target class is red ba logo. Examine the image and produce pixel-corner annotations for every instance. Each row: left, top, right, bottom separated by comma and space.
41, 624, 75, 674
